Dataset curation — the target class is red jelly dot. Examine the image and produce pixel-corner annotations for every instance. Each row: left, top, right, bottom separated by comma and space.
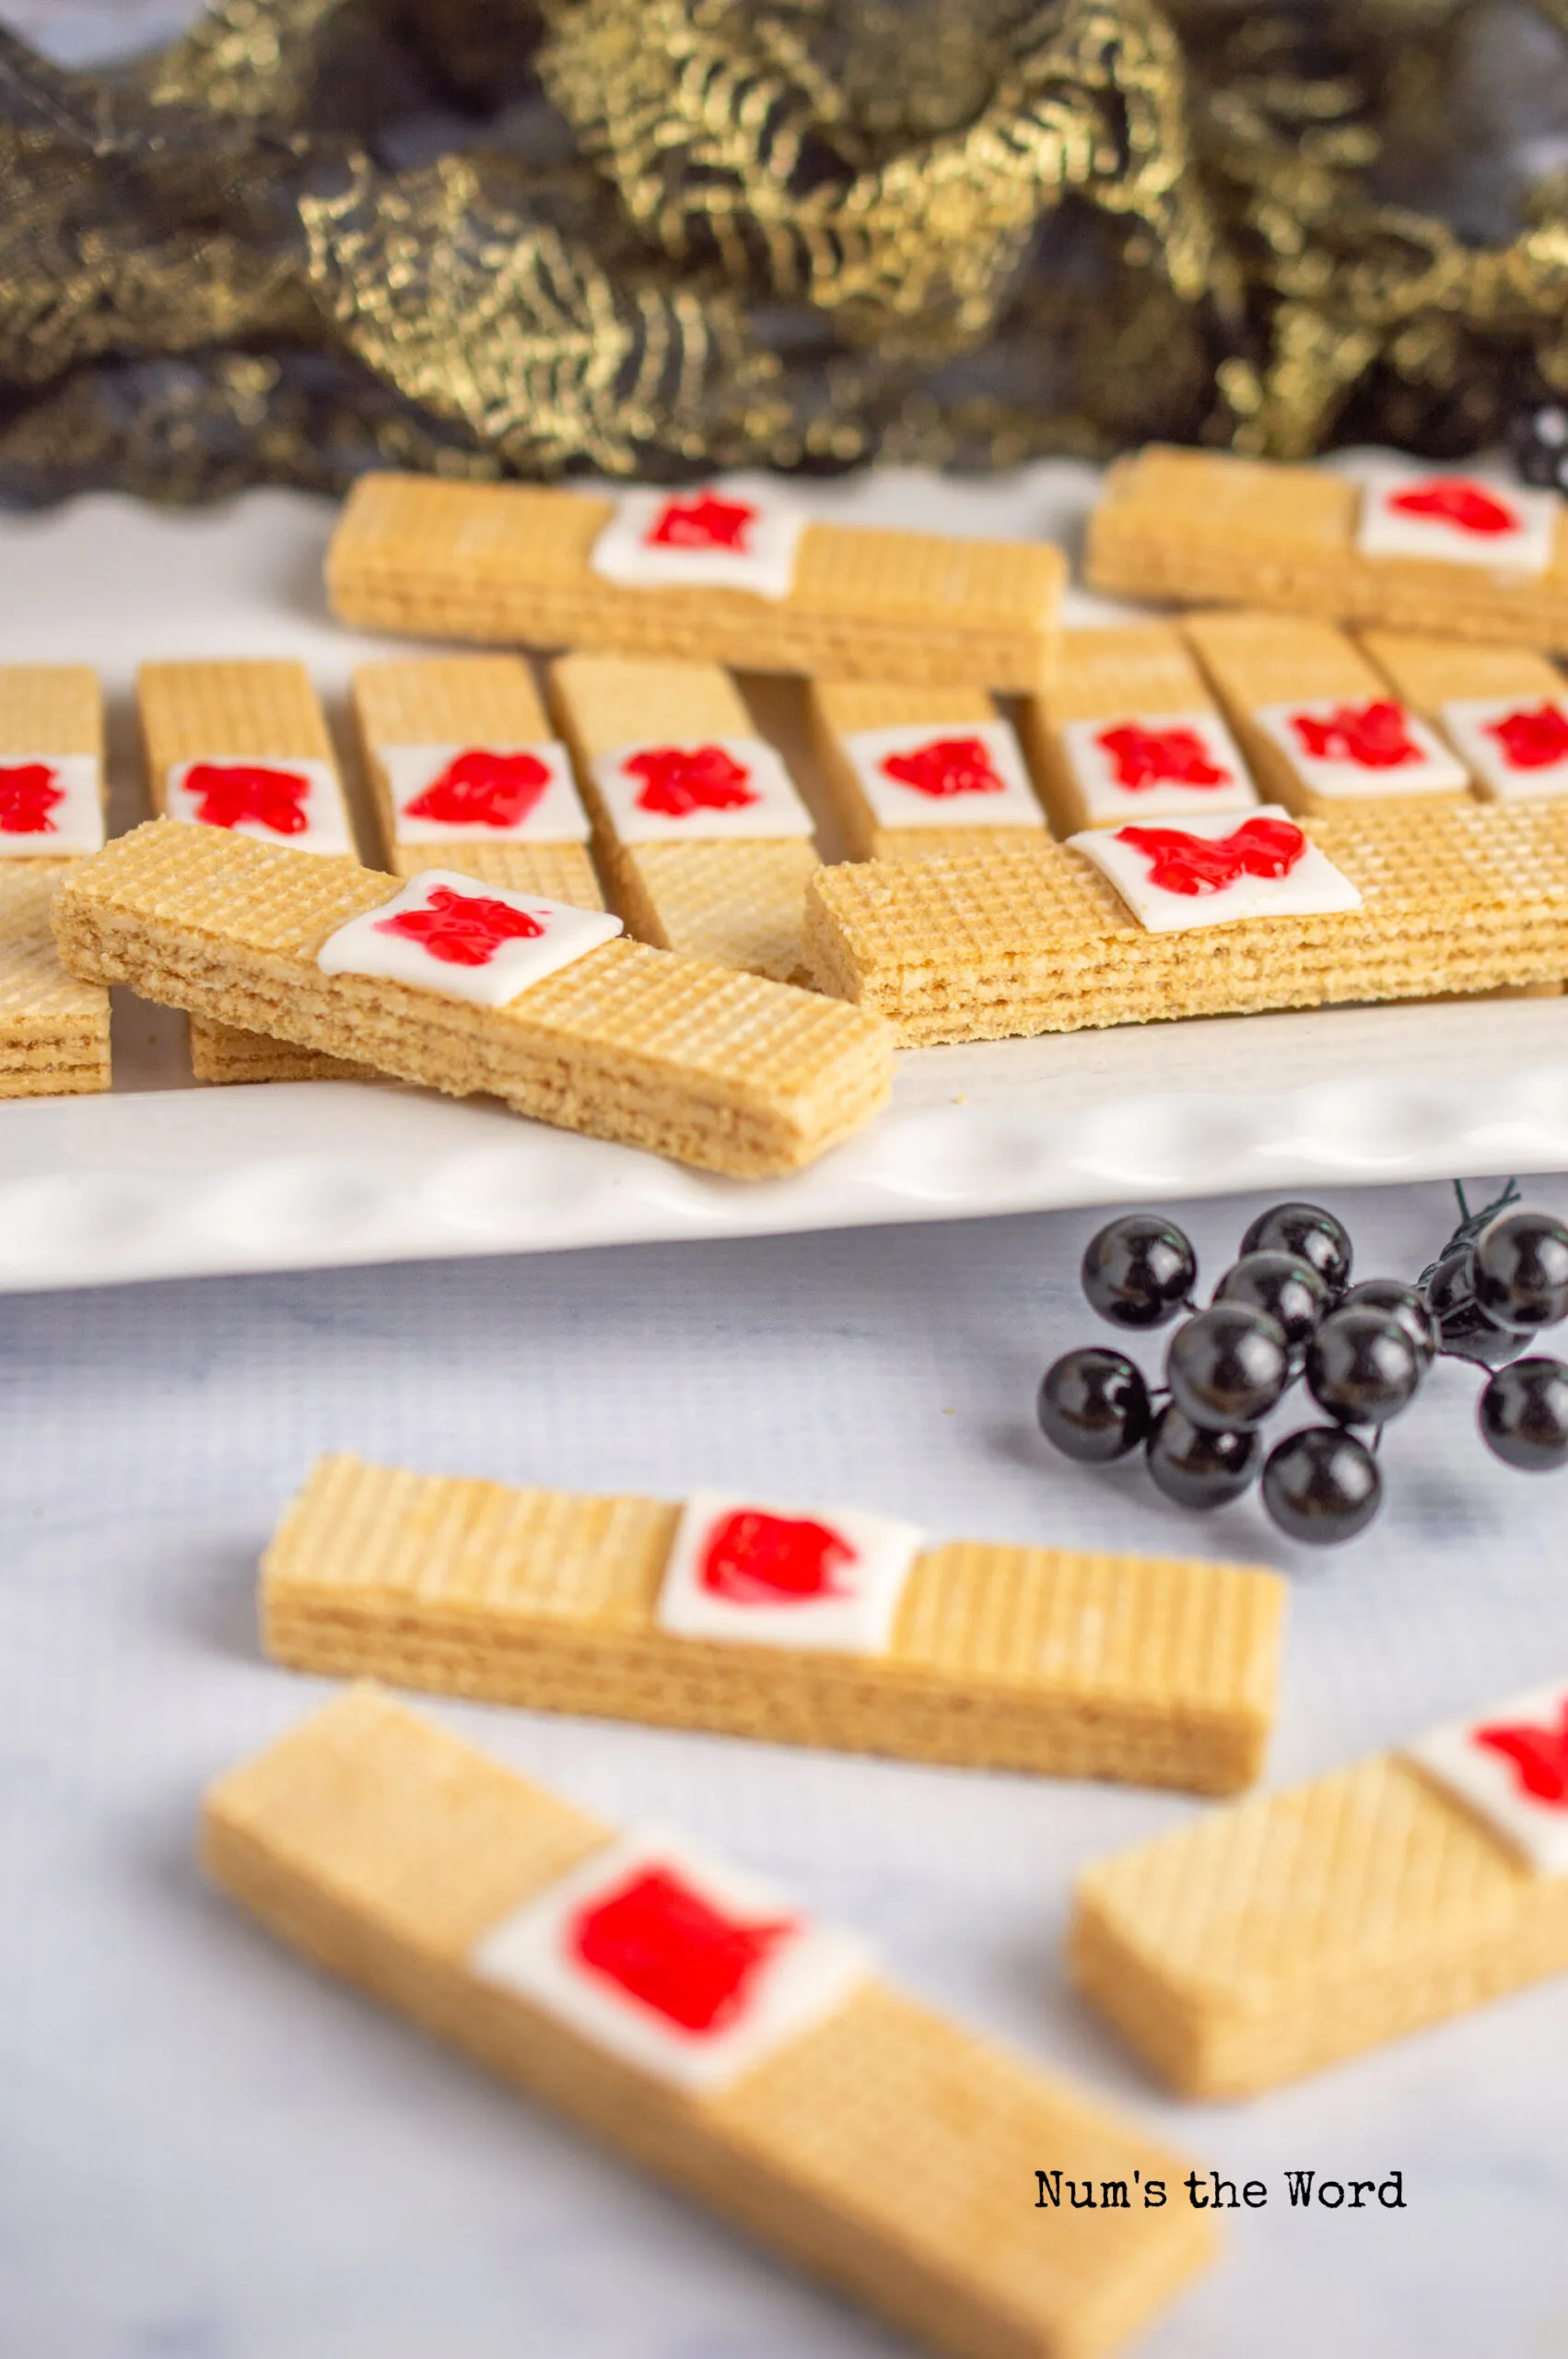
698, 1508, 856, 1604
1094, 723, 1228, 792
1115, 816, 1307, 897
880, 735, 1007, 799
624, 744, 759, 818
0, 761, 64, 835
1473, 1700, 1568, 1806
374, 885, 545, 967
1486, 703, 1568, 771
1387, 478, 1518, 537
404, 747, 555, 828
1288, 700, 1421, 770
182, 761, 314, 836
646, 493, 757, 553
569, 1865, 796, 2034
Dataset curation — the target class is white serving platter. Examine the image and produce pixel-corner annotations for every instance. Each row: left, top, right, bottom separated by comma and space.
4, 463, 1566, 1294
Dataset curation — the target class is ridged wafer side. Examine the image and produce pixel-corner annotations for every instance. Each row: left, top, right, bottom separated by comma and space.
804, 678, 1046, 863
1014, 628, 1226, 834
0, 866, 110, 1097
205, 1687, 1216, 2359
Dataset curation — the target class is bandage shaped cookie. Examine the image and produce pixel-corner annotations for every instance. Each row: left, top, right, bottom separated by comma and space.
53, 819, 892, 1177
806, 680, 1047, 862
1182, 611, 1470, 814
138, 660, 364, 1085
0, 665, 111, 1097
1013, 626, 1258, 834
326, 473, 1064, 691
1086, 444, 1568, 647
1071, 1675, 1568, 2098
803, 798, 1568, 1046
205, 1687, 1217, 2359
351, 656, 604, 909
262, 1454, 1284, 1793
1361, 631, 1568, 803
548, 652, 818, 984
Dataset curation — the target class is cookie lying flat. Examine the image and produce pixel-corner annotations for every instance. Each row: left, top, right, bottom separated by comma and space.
326, 473, 1063, 691
1086, 445, 1568, 646
351, 655, 604, 909
1361, 631, 1568, 803
0, 665, 111, 1097
206, 1687, 1217, 2359
1014, 626, 1258, 835
807, 679, 1047, 862
139, 659, 363, 1085
1071, 1674, 1568, 2097
803, 799, 1568, 1045
262, 1454, 1284, 1793
548, 651, 818, 983
53, 819, 892, 1176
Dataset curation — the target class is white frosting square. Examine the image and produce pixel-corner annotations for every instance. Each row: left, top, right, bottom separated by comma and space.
0, 752, 103, 857
379, 741, 591, 845
838, 720, 1046, 833
315, 870, 622, 1007
655, 1489, 924, 1655
1355, 471, 1559, 575
1249, 699, 1469, 801
589, 486, 804, 599
1056, 710, 1258, 824
1440, 696, 1568, 802
589, 735, 813, 844
164, 756, 354, 855
469, 1826, 872, 2093
1069, 804, 1363, 933
1405, 1680, 1568, 1874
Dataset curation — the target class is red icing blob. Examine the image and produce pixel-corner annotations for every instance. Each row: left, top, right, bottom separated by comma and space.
1486, 702, 1568, 770
1473, 1700, 1568, 1807
1094, 722, 1229, 792
698, 1508, 856, 1605
1116, 816, 1307, 897
569, 1864, 796, 2034
1289, 699, 1421, 769
404, 747, 554, 828
374, 884, 545, 967
0, 760, 64, 836
182, 760, 313, 835
1387, 478, 1518, 537
646, 492, 756, 553
625, 743, 758, 818
880, 735, 1006, 799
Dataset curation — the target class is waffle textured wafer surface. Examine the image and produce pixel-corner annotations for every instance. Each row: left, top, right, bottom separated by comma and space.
0, 663, 101, 775
1360, 631, 1565, 713
803, 799, 1568, 1044
1087, 445, 1568, 645
262, 1454, 1284, 1793
140, 659, 364, 1085
549, 651, 818, 983
0, 668, 111, 1096
53, 819, 892, 1177
326, 473, 1063, 691
1013, 627, 1233, 834
806, 678, 1046, 863
351, 656, 604, 909
205, 1687, 1216, 2359
1071, 1748, 1568, 2098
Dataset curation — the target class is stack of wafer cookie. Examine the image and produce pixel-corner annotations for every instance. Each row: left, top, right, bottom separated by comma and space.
206, 1687, 1218, 2359
805, 680, 1048, 862
138, 660, 364, 1084
548, 652, 819, 984
0, 664, 111, 1098
261, 1454, 1284, 1793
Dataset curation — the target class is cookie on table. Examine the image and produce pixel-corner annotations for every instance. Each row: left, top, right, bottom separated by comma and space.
1361, 630, 1568, 804
806, 680, 1047, 862
0, 664, 111, 1097
205, 1686, 1218, 2359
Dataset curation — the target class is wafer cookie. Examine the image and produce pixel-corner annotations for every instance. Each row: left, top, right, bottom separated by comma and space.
262, 1454, 1284, 1793
1013, 627, 1258, 834
548, 651, 818, 983
805, 679, 1047, 862
53, 819, 892, 1176
1071, 1673, 1568, 2097
803, 798, 1568, 1044
206, 1686, 1216, 2359
1361, 630, 1568, 804
1086, 444, 1568, 646
0, 666, 111, 1095
326, 473, 1063, 690
139, 659, 364, 1084
0, 865, 111, 1097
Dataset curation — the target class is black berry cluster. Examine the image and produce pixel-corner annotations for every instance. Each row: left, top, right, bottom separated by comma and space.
1036, 1193, 1568, 1545
1513, 403, 1568, 492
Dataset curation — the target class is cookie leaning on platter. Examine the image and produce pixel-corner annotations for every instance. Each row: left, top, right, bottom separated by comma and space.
0, 663, 111, 1098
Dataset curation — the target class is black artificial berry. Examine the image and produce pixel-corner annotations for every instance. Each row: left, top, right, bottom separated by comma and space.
1239, 1202, 1352, 1297
1423, 1247, 1521, 1366
1478, 1357, 1568, 1471
1513, 402, 1568, 489
1305, 1307, 1422, 1425
1166, 1304, 1290, 1429
1339, 1277, 1438, 1369
1472, 1209, 1568, 1332
1145, 1404, 1263, 1509
1081, 1213, 1197, 1330
1036, 1348, 1153, 1463
1213, 1250, 1328, 1362
1261, 1426, 1382, 1543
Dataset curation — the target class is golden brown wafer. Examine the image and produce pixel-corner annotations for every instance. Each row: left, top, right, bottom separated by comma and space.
262, 1454, 1284, 1793
805, 678, 1047, 863
205, 1686, 1217, 2358
1359, 631, 1566, 713
351, 656, 604, 909
326, 473, 1063, 690
548, 651, 819, 983
1086, 444, 1568, 645
0, 866, 111, 1097
1014, 627, 1246, 834
803, 799, 1568, 1044
53, 818, 892, 1176
0, 663, 101, 769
